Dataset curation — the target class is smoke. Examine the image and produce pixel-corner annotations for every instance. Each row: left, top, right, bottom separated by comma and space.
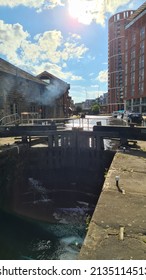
0, 60, 69, 108
40, 79, 69, 105
0, 72, 69, 107
0, 75, 16, 107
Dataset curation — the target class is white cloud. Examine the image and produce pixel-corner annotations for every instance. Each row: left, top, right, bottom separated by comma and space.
0, 0, 131, 21
70, 74, 83, 81
68, 0, 131, 26
0, 20, 29, 61
0, 20, 87, 81
0, 0, 65, 12
63, 42, 88, 60
69, 33, 81, 40
91, 84, 100, 88
105, 0, 131, 14
96, 70, 108, 83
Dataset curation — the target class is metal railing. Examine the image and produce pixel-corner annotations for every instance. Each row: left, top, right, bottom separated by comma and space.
0, 113, 20, 126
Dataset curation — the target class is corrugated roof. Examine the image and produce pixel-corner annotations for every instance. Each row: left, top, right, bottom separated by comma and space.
0, 58, 46, 85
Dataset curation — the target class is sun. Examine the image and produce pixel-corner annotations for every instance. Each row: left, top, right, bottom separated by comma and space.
68, 0, 106, 25
68, 0, 93, 25
68, 0, 79, 18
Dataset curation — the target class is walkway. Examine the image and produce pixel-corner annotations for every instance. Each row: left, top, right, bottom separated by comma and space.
78, 142, 146, 260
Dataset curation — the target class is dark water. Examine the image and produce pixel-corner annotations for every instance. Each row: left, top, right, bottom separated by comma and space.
0, 116, 122, 260
0, 199, 91, 260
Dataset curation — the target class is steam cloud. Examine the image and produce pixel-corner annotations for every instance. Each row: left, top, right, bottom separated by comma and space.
40, 79, 69, 105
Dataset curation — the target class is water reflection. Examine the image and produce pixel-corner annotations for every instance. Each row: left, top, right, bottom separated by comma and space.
66, 115, 110, 130
0, 210, 85, 260
0, 191, 93, 260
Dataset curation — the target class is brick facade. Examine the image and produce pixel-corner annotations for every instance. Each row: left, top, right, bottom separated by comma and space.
108, 2, 146, 114
124, 3, 146, 113
108, 10, 134, 113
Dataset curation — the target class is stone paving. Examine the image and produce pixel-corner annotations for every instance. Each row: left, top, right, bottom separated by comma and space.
78, 142, 146, 260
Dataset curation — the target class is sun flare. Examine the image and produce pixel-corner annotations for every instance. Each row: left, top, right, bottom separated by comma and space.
68, 0, 105, 24
68, 0, 94, 25
68, 0, 79, 18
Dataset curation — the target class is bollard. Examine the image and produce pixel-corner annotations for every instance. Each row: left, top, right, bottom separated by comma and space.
119, 226, 124, 240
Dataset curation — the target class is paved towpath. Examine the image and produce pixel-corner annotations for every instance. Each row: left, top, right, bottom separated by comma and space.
79, 142, 146, 260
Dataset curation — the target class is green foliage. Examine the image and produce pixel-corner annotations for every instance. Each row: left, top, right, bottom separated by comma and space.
91, 103, 100, 115
75, 106, 82, 114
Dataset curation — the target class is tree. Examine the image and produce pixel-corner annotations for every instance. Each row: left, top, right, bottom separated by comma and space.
91, 103, 100, 115
75, 106, 82, 115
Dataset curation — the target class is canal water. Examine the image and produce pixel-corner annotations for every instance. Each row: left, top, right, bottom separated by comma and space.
0, 202, 91, 260
0, 116, 122, 260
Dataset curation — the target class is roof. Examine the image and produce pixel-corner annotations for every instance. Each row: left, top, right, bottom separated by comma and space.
37, 71, 70, 90
0, 58, 46, 85
126, 2, 146, 23
130, 2, 146, 19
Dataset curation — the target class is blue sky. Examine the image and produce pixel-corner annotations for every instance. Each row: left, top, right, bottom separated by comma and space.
0, 0, 145, 103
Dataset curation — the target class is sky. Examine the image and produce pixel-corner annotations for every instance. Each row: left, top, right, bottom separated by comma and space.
0, 0, 145, 103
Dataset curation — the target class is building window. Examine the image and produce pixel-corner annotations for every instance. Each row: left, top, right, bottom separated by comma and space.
10, 103, 18, 114
125, 63, 128, 74
117, 14, 120, 20
139, 82, 144, 94
42, 79, 50, 84
0, 96, 3, 108
139, 68, 144, 82
142, 97, 146, 104
125, 52, 128, 62
125, 75, 127, 86
30, 105, 36, 112
131, 48, 135, 59
10, 104, 13, 114
139, 55, 144, 68
131, 60, 135, 72
133, 98, 140, 105
124, 86, 127, 98
131, 85, 135, 96
140, 27, 145, 40
131, 72, 135, 85
140, 40, 144, 55
131, 32, 136, 46
125, 39, 128, 50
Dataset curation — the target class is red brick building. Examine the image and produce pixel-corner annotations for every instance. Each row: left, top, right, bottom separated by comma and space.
37, 71, 71, 118
124, 2, 146, 113
108, 9, 134, 113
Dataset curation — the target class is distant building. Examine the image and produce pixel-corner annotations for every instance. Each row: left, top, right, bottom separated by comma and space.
99, 93, 108, 113
82, 99, 95, 110
0, 58, 71, 121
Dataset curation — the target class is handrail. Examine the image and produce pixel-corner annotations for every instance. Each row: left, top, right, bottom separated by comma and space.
0, 113, 20, 126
